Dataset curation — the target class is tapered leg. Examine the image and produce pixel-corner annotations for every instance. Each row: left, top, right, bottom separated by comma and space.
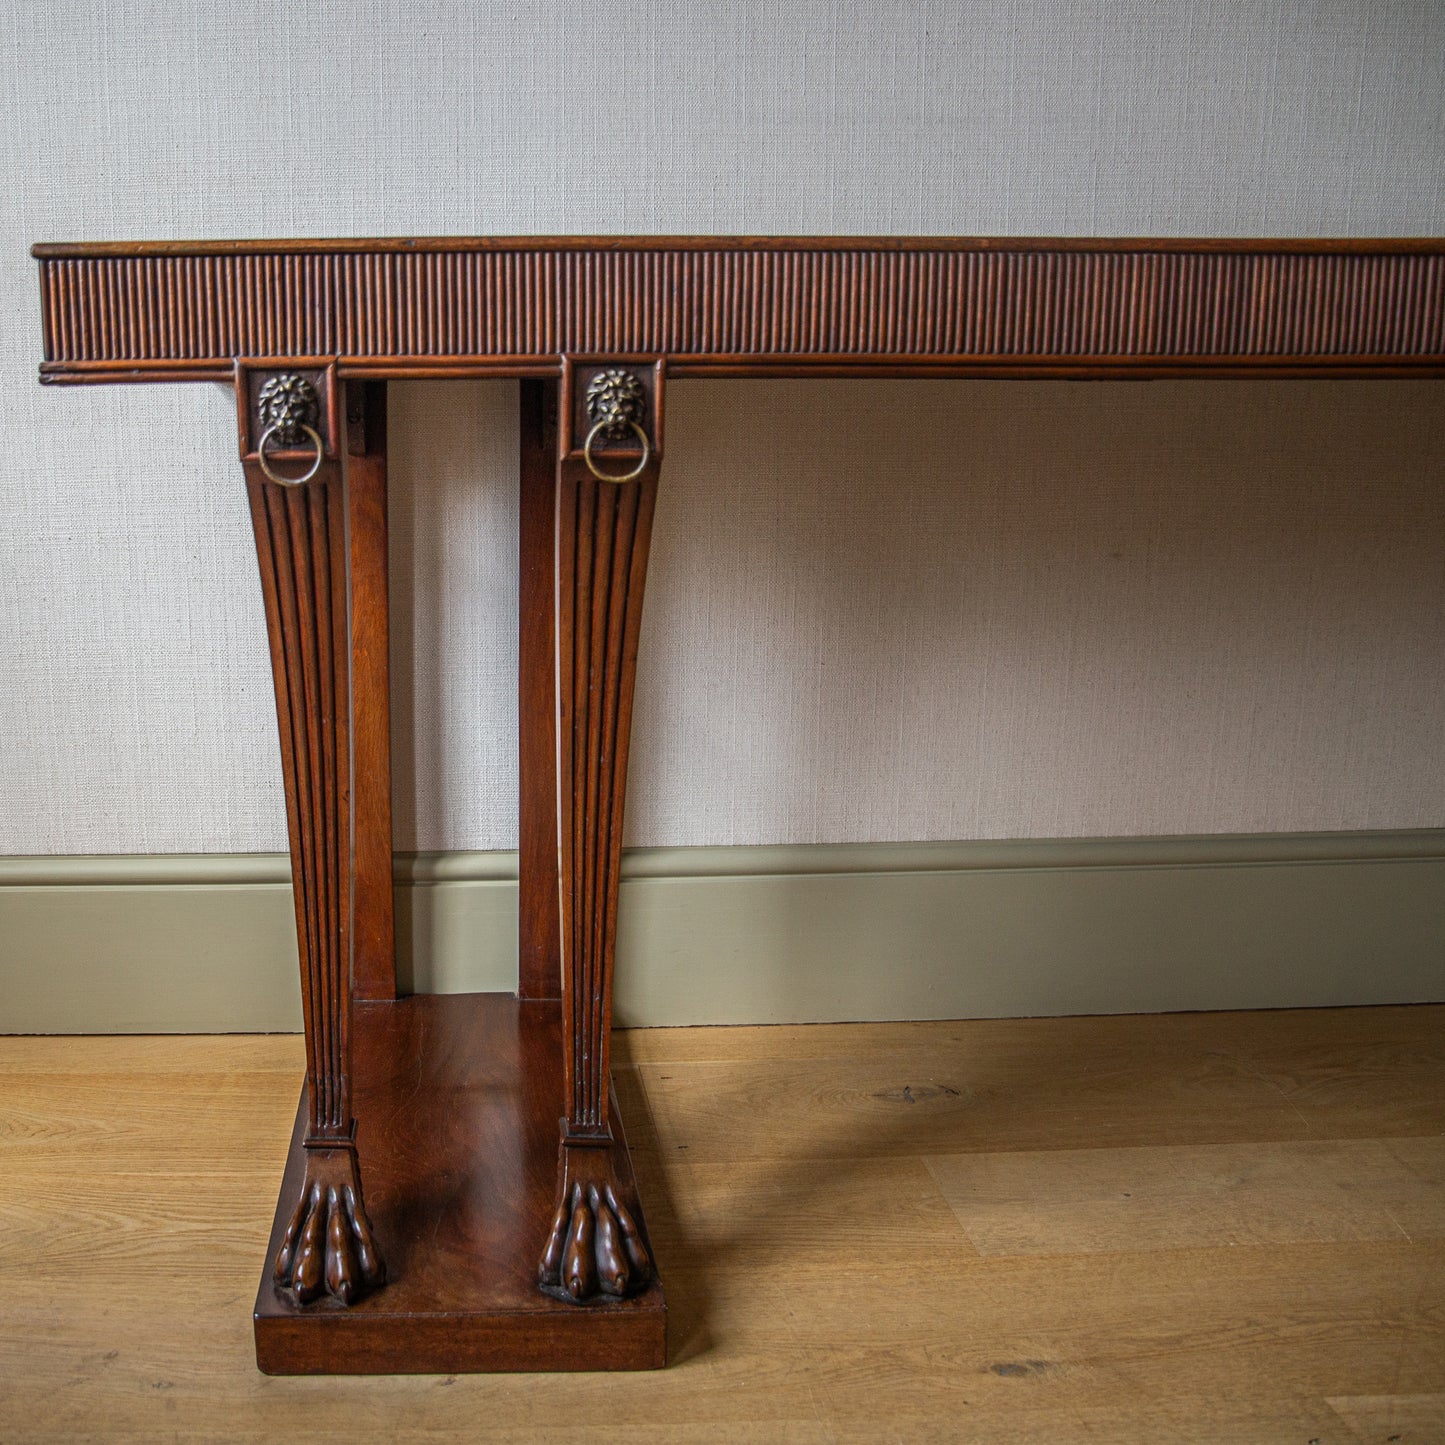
537, 452, 659, 1304
245, 456, 385, 1307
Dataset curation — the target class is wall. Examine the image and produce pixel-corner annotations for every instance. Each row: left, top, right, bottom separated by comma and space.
2, 2, 1442, 861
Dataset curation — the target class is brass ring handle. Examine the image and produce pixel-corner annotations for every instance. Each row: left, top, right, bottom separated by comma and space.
256, 422, 325, 487
583, 419, 650, 483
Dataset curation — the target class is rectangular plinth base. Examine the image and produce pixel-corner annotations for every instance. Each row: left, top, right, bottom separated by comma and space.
253, 992, 666, 1373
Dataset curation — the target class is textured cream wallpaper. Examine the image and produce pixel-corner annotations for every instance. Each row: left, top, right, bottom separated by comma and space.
387, 378, 1445, 851
1, 1, 1442, 854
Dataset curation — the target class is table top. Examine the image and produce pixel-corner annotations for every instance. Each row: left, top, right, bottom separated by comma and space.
33, 237, 1445, 384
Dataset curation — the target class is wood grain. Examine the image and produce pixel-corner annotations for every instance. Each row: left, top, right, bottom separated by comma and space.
539, 442, 663, 1310
555, 454, 660, 1138
628, 1008, 1445, 1163
2, 1006, 1442, 1440
32, 239, 1445, 383
926, 1137, 1445, 1255
1327, 1394, 1445, 1440
345, 380, 395, 1002
245, 452, 386, 1308
517, 378, 561, 1001
244, 459, 354, 1142
253, 994, 665, 1373
27, 229, 1445, 1396
34, 236, 1445, 255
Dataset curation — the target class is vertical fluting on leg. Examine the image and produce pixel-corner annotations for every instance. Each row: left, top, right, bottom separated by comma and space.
555, 460, 657, 1140
246, 464, 352, 1139
541, 453, 660, 1303
246, 458, 383, 1305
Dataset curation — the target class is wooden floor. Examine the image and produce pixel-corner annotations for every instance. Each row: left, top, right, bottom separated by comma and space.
1, 1005, 1441, 1443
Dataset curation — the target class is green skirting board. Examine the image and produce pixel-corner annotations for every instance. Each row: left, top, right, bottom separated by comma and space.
1, 832, 1442, 1033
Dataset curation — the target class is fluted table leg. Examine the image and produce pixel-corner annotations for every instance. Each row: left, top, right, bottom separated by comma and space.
538, 428, 660, 1304
244, 435, 384, 1307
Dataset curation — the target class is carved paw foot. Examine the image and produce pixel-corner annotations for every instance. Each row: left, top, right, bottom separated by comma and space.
273, 1145, 385, 1306
539, 1176, 654, 1304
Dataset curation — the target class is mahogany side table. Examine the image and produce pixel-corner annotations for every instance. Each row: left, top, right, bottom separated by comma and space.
31, 237, 1445, 1374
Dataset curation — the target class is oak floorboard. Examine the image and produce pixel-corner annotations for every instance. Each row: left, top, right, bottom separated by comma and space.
632, 1010, 1445, 1163
1, 1008, 1441, 1443
1327, 1394, 1445, 1439
926, 1136, 1445, 1254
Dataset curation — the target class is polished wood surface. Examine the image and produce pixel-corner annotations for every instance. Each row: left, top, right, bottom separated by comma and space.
232, 344, 673, 1340
345, 380, 396, 1003
243, 453, 383, 1306
1, 1009, 1440, 1440
32, 237, 1445, 383
517, 378, 561, 1002
29, 233, 1445, 1373
539, 445, 662, 1305
35, 235, 1445, 251
254, 994, 664, 1372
